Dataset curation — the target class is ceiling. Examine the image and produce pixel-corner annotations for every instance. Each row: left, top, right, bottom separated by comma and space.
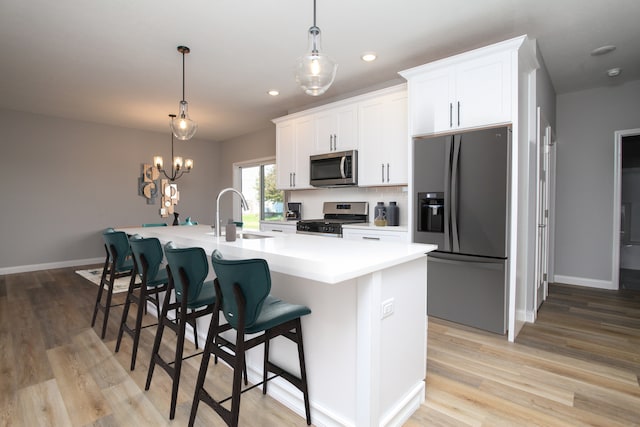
1, 0, 639, 142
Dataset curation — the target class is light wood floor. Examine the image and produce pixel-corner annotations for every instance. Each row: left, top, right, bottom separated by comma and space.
1, 268, 639, 426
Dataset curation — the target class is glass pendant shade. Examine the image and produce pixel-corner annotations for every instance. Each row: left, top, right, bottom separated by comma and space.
295, 26, 337, 96
171, 100, 198, 140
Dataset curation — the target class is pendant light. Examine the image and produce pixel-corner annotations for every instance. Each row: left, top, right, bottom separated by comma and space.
170, 46, 198, 140
155, 114, 194, 181
294, 0, 337, 96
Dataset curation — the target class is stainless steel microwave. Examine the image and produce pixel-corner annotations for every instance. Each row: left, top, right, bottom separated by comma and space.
309, 150, 358, 187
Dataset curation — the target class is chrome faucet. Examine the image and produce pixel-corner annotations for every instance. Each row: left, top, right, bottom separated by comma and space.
215, 187, 249, 237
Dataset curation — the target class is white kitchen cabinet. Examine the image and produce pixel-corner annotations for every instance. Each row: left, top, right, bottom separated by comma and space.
358, 87, 408, 186
400, 46, 513, 136
313, 105, 358, 153
259, 221, 297, 234
342, 227, 408, 242
275, 116, 313, 190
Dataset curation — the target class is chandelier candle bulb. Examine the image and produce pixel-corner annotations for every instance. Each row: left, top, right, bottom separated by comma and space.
154, 156, 163, 169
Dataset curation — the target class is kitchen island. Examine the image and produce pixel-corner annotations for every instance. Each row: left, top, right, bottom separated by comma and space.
119, 225, 435, 427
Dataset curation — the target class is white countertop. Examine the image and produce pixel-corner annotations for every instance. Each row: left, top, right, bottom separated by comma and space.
120, 225, 434, 284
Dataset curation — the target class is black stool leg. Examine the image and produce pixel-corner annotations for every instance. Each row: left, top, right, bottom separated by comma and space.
115, 273, 137, 353
188, 309, 220, 427
91, 255, 109, 327
145, 281, 173, 391
100, 273, 116, 339
295, 318, 311, 425
229, 328, 246, 427
129, 279, 147, 371
169, 302, 188, 419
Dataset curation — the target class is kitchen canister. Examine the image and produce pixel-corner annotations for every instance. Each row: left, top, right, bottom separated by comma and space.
387, 201, 399, 226
374, 202, 387, 226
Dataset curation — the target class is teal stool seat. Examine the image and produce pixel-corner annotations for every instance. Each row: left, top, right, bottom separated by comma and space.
115, 236, 170, 371
184, 280, 216, 308
91, 228, 135, 339
142, 223, 167, 227
244, 295, 310, 334
188, 250, 312, 427
145, 242, 231, 420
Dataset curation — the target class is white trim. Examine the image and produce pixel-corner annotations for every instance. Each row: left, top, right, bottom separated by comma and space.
0, 257, 103, 275
233, 155, 276, 168
553, 275, 615, 290
613, 128, 640, 290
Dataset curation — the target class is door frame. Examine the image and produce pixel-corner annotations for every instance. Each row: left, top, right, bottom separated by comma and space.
612, 128, 640, 288
533, 108, 555, 318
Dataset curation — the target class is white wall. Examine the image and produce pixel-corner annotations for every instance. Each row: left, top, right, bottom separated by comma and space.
0, 109, 221, 273
554, 79, 640, 288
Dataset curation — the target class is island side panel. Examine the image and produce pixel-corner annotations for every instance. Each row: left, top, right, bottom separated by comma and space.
379, 257, 428, 426
356, 256, 428, 427
251, 271, 360, 427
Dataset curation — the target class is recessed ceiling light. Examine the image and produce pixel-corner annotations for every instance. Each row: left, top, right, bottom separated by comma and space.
591, 45, 616, 56
361, 52, 377, 62
268, 90, 280, 96
607, 67, 621, 77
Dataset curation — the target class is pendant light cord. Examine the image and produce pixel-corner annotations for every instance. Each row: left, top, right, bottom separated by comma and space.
181, 50, 186, 102
313, 0, 316, 27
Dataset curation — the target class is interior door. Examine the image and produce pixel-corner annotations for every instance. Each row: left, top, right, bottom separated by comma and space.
534, 108, 553, 314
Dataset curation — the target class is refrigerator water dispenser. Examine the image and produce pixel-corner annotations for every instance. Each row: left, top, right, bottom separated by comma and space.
418, 192, 444, 233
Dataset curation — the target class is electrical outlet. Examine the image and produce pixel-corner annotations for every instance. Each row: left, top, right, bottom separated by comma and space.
381, 298, 394, 319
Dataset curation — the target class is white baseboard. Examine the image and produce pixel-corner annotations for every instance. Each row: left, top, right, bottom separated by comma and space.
0, 257, 103, 276
553, 275, 616, 290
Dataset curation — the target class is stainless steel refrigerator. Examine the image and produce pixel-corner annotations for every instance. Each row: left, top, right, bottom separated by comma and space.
413, 126, 510, 334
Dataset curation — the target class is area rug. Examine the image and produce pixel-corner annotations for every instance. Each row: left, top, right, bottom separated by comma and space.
75, 268, 131, 293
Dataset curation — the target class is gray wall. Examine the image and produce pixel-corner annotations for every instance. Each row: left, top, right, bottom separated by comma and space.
554, 79, 640, 287
0, 109, 221, 272
216, 127, 276, 223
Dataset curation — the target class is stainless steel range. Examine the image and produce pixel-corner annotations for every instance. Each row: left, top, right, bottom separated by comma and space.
296, 202, 369, 237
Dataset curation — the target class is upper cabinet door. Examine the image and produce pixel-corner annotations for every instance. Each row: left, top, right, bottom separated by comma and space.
401, 45, 515, 136
358, 88, 408, 186
313, 105, 358, 154
275, 120, 296, 190
407, 67, 454, 137
455, 51, 512, 130
274, 117, 313, 190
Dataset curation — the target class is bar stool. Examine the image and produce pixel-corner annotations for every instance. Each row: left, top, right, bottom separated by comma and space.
188, 249, 312, 427
115, 235, 169, 371
145, 242, 229, 420
91, 228, 135, 339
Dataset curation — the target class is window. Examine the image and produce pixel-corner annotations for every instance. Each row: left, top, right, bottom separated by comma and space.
240, 161, 284, 230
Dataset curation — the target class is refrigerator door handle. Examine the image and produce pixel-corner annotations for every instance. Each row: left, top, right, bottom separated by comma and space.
428, 252, 504, 269
451, 134, 461, 252
444, 136, 453, 251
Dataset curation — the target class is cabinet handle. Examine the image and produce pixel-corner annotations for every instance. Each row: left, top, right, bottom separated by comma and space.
381, 163, 385, 182
387, 163, 390, 182
293, 172, 296, 187
457, 101, 460, 126
450, 103, 453, 127
333, 134, 337, 150
329, 134, 333, 151
270, 229, 284, 232
362, 236, 381, 241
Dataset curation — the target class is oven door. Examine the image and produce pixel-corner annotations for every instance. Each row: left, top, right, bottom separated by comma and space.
310, 150, 358, 187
